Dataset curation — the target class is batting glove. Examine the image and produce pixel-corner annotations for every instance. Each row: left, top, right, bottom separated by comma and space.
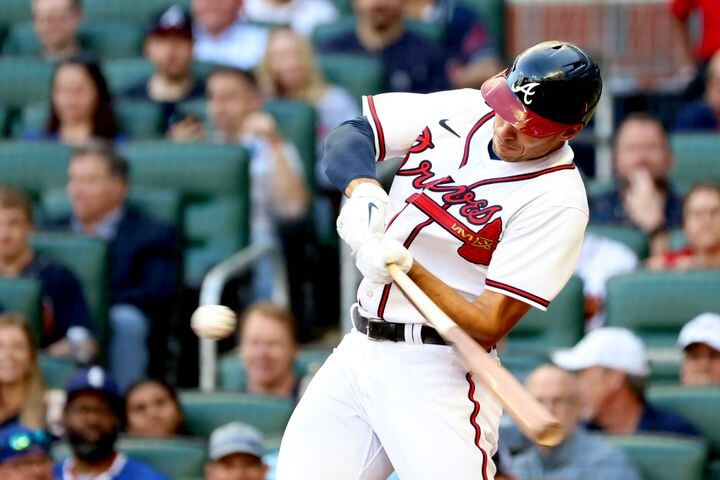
355, 234, 413, 284
336, 182, 389, 254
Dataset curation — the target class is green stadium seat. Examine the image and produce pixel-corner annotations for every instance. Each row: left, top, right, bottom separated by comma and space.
505, 276, 584, 353
51, 437, 206, 478
0, 0, 32, 28
0, 141, 69, 197
605, 271, 720, 348
180, 392, 295, 437
218, 347, 331, 390
670, 133, 720, 184
83, 0, 191, 22
263, 100, 317, 188
2, 20, 142, 59
586, 225, 649, 259
0, 57, 54, 109
602, 434, 707, 480
0, 104, 9, 138
648, 386, 720, 456
39, 354, 77, 390
711, 459, 720, 480
17, 100, 165, 140
312, 18, 442, 47
120, 141, 250, 286
461, 0, 505, 58
30, 233, 109, 348
102, 58, 154, 94
317, 53, 385, 105
0, 277, 42, 336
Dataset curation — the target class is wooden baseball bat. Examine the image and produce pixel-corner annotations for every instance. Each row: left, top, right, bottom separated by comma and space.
387, 264, 564, 447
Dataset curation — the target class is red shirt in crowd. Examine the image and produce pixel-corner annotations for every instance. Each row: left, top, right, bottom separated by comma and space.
670, 0, 720, 61
657, 245, 695, 269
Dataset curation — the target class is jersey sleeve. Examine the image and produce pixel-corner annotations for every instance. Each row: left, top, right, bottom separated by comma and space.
484, 204, 588, 311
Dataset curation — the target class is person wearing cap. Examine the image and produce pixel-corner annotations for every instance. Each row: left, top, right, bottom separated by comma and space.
204, 422, 269, 480
54, 366, 169, 480
553, 327, 697, 436
511, 365, 641, 480
123, 5, 206, 133
0, 423, 53, 480
679, 312, 720, 386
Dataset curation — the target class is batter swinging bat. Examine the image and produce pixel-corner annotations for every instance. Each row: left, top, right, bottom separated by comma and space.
387, 264, 564, 447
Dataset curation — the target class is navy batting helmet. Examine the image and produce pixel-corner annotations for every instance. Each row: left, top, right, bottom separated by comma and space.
481, 41, 602, 138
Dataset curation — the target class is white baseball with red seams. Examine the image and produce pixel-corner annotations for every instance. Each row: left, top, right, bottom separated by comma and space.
276, 88, 588, 480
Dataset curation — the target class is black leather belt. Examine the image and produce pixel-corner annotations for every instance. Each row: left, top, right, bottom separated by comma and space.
352, 308, 447, 346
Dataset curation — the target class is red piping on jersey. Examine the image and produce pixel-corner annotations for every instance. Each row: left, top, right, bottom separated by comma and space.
466, 373, 490, 480
468, 163, 577, 189
366, 96, 386, 162
460, 111, 496, 168
485, 279, 550, 308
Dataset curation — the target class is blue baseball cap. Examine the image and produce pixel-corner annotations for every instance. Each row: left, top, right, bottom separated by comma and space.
65, 366, 122, 414
208, 422, 264, 461
0, 424, 51, 465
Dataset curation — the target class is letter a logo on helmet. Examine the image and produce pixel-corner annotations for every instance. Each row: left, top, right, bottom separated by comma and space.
510, 82, 541, 105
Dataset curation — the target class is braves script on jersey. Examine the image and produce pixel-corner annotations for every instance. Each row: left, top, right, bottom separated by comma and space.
358, 88, 589, 323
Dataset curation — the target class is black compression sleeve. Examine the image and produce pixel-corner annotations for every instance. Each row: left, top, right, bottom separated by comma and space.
324, 117, 377, 193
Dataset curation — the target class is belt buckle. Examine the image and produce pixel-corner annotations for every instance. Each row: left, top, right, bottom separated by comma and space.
367, 319, 389, 342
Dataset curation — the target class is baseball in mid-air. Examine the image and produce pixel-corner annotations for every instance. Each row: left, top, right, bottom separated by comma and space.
191, 304, 237, 340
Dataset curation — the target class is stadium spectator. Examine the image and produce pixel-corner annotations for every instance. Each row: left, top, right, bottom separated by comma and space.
26, 57, 122, 145
673, 51, 720, 131
0, 314, 46, 429
44, 143, 180, 391
402, 0, 502, 89
31, 0, 84, 62
553, 327, 697, 436
244, 0, 339, 37
0, 187, 96, 357
237, 302, 303, 400
56, 367, 169, 479
170, 68, 308, 299
678, 312, 720, 386
589, 113, 683, 255
316, 0, 449, 93
124, 379, 185, 438
574, 233, 639, 330
204, 422, 269, 480
0, 423, 53, 480
511, 365, 641, 480
647, 183, 720, 270
123, 5, 205, 133
257, 26, 360, 188
192, 0, 269, 69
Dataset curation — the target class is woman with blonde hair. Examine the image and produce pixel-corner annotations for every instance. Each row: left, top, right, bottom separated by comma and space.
257, 26, 359, 189
0, 313, 45, 429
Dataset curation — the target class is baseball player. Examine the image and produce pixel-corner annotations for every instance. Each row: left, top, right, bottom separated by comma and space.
276, 41, 602, 479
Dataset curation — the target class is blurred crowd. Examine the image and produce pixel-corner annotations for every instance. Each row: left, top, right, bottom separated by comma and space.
0, 0, 718, 478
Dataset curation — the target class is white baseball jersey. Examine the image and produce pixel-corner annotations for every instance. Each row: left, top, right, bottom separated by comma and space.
357, 89, 589, 323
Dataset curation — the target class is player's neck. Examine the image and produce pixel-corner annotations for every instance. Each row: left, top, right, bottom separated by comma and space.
594, 388, 643, 434
247, 372, 296, 398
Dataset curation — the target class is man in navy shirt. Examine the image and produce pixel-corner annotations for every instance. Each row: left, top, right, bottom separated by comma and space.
673, 51, 720, 132
54, 367, 169, 480
0, 186, 94, 354
553, 327, 698, 437
317, 0, 449, 93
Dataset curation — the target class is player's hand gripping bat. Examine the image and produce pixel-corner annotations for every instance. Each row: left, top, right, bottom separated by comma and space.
387, 264, 565, 447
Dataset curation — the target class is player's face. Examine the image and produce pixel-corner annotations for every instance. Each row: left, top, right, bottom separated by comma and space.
67, 153, 127, 225
0, 207, 33, 263
682, 343, 720, 386
491, 115, 569, 163
0, 452, 53, 480
683, 188, 720, 252
204, 453, 268, 480
207, 74, 259, 139
240, 313, 297, 391
52, 64, 98, 126
32, 0, 81, 51
614, 119, 672, 181
146, 34, 194, 81
265, 30, 308, 94
125, 382, 183, 438
0, 325, 33, 386
573, 366, 615, 420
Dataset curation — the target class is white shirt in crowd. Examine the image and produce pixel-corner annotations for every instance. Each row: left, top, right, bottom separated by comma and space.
193, 19, 269, 69
243, 0, 340, 36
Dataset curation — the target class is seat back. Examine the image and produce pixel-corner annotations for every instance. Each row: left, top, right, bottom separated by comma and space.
0, 277, 42, 335
670, 133, 720, 184
461, 0, 505, 58
602, 433, 707, 480
586, 225, 649, 259
30, 233, 109, 347
0, 0, 32, 28
317, 53, 385, 105
505, 276, 584, 352
39, 354, 77, 390
219, 348, 331, 390
0, 141, 70, 197
0, 57, 54, 109
648, 386, 720, 456
180, 392, 295, 437
83, 0, 192, 21
605, 271, 720, 348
